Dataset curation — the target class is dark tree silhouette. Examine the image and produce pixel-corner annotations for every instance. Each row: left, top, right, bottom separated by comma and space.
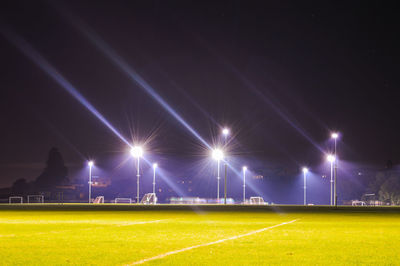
35, 147, 68, 189
11, 178, 30, 195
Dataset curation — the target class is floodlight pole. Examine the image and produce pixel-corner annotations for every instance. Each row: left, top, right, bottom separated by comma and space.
243, 167, 247, 203
330, 160, 333, 206
303, 170, 307, 206
153, 164, 156, 194
88, 164, 92, 204
217, 160, 221, 203
334, 138, 338, 206
224, 135, 228, 205
137, 157, 140, 204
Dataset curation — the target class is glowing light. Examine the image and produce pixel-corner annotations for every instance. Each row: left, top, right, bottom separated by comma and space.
243, 166, 247, 171
331, 132, 339, 139
88, 161, 94, 167
212, 149, 224, 161
53, 9, 211, 149
222, 128, 230, 136
130, 146, 144, 158
327, 154, 336, 163
153, 163, 158, 169
302, 167, 308, 173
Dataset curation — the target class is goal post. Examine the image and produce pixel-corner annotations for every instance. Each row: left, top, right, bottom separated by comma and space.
93, 196, 104, 204
249, 196, 265, 205
27, 195, 44, 204
140, 193, 157, 204
9, 196, 23, 204
114, 198, 132, 204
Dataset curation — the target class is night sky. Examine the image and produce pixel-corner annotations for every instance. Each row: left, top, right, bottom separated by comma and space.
1, 1, 399, 188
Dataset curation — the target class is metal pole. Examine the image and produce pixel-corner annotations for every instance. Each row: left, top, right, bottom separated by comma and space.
217, 160, 220, 203
224, 163, 227, 204
303, 171, 306, 206
330, 161, 333, 206
334, 139, 337, 206
153, 166, 156, 194
243, 169, 246, 203
137, 157, 140, 204
88, 165, 92, 204
224, 136, 227, 205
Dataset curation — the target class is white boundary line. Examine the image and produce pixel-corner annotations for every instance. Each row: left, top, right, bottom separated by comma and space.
127, 219, 299, 265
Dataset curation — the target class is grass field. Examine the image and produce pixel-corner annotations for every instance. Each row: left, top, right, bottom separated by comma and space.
1, 205, 400, 265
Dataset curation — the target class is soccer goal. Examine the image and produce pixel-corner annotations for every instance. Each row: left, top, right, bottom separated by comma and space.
9, 196, 23, 204
140, 193, 157, 204
93, 196, 104, 204
249, 196, 265, 205
27, 195, 44, 204
114, 198, 132, 204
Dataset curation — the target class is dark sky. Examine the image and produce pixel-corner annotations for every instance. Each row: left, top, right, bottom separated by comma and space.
1, 0, 399, 187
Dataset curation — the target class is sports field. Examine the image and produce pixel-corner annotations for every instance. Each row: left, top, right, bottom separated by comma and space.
1, 205, 400, 265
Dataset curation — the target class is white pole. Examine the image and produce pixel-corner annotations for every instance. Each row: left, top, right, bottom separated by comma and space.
137, 157, 140, 204
153, 165, 156, 194
243, 168, 246, 203
89, 165, 92, 204
217, 160, 220, 203
303, 171, 306, 206
330, 161, 333, 206
334, 138, 337, 206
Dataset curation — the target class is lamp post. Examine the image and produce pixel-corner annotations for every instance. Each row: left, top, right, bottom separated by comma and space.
212, 148, 224, 203
131, 146, 143, 204
327, 154, 336, 206
331, 132, 339, 206
242, 166, 247, 204
222, 128, 229, 204
152, 163, 158, 195
302, 167, 308, 206
88, 161, 94, 204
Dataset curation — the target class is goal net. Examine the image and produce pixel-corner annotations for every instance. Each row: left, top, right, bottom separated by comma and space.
27, 195, 44, 203
93, 196, 104, 204
140, 193, 157, 204
250, 196, 265, 205
9, 196, 23, 204
114, 198, 132, 204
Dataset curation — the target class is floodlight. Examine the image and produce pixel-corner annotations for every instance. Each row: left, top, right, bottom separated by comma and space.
222, 128, 230, 136
153, 163, 158, 169
331, 132, 339, 139
302, 167, 308, 173
243, 166, 247, 171
88, 161, 94, 167
130, 146, 143, 158
212, 149, 224, 161
327, 154, 336, 163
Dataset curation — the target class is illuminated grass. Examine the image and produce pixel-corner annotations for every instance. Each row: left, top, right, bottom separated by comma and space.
0, 205, 400, 265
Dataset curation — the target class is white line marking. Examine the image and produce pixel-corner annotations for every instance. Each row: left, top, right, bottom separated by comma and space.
127, 219, 299, 265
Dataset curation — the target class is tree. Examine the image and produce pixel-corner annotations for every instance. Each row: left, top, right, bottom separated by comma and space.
35, 147, 68, 189
379, 174, 400, 205
11, 178, 30, 195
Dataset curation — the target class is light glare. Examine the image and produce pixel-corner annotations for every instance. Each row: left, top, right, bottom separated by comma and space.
302, 167, 308, 173
212, 149, 224, 161
327, 154, 336, 163
331, 132, 339, 139
130, 146, 144, 158
88, 161, 94, 167
222, 128, 230, 136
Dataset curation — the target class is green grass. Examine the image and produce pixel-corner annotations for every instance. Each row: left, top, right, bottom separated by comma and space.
1, 205, 400, 265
